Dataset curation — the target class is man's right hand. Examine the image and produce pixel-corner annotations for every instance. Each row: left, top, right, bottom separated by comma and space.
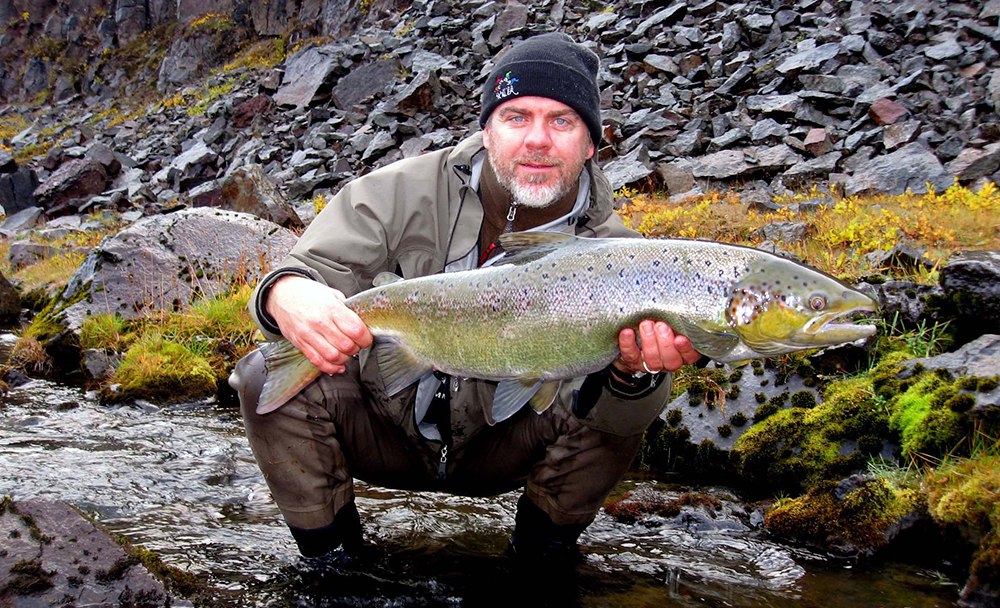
265, 275, 373, 375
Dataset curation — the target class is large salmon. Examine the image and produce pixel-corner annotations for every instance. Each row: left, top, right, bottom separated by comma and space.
254, 232, 877, 419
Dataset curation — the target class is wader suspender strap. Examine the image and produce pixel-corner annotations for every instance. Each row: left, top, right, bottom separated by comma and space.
426, 371, 452, 480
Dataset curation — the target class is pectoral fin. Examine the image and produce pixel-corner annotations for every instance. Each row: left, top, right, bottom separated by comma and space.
375, 337, 434, 396
669, 317, 740, 360
373, 272, 404, 287
257, 339, 322, 414
491, 378, 542, 424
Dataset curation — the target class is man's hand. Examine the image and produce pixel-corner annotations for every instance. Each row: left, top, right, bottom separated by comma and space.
266, 275, 373, 375
614, 320, 701, 375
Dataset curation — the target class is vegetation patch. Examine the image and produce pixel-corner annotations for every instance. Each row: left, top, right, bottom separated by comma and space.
765, 477, 923, 554
105, 332, 217, 402
617, 181, 1000, 280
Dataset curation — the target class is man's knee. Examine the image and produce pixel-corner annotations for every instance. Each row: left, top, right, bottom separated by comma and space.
230, 349, 266, 419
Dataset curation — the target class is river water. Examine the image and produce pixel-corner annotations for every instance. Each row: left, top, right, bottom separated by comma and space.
0, 334, 962, 607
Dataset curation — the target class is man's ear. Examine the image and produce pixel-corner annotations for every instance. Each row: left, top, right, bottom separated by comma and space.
482, 121, 492, 150
586, 138, 594, 160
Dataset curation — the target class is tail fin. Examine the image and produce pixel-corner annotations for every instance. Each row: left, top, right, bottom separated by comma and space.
256, 339, 322, 414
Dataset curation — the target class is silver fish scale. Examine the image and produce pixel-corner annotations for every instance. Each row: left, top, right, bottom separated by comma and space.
349, 238, 766, 381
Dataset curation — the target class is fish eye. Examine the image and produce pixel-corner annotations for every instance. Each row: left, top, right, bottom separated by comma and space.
809, 295, 827, 311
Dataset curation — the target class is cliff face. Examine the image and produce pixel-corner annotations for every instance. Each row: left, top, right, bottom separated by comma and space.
0, 0, 398, 104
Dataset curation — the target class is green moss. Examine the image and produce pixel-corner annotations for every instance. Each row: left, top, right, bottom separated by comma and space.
790, 390, 817, 408
946, 393, 976, 413
718, 424, 732, 438
730, 412, 748, 427
765, 478, 922, 552
755, 392, 766, 403
107, 333, 217, 402
666, 409, 683, 427
753, 401, 780, 423
890, 373, 971, 460
979, 376, 998, 392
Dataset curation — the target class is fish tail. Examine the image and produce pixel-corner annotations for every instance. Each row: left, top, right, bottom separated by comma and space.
256, 338, 322, 414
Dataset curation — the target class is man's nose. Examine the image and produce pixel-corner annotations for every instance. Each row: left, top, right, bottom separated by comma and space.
523, 120, 553, 148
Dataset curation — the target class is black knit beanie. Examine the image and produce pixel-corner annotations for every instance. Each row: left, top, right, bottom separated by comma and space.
480, 32, 603, 145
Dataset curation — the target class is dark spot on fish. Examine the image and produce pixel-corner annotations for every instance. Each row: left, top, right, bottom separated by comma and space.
673, 257, 678, 263
629, 254, 635, 260
552, 263, 557, 268
653, 260, 660, 267
706, 260, 711, 266
543, 273, 549, 279
561, 276, 567, 282
695, 272, 701, 280
607, 264, 613, 270
587, 266, 593, 271
619, 269, 624, 278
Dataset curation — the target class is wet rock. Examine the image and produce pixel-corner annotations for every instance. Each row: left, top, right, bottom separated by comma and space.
32, 158, 109, 213
0, 498, 190, 607
939, 250, 1000, 345
0, 169, 39, 215
82, 348, 121, 382
873, 279, 946, 328
219, 164, 303, 228
49, 208, 298, 338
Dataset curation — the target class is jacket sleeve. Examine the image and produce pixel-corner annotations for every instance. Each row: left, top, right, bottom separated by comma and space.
570, 370, 674, 437
249, 150, 456, 340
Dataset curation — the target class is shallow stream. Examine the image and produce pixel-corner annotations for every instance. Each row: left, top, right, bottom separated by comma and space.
0, 334, 962, 607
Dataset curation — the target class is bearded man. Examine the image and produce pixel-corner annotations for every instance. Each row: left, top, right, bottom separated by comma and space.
232, 32, 701, 560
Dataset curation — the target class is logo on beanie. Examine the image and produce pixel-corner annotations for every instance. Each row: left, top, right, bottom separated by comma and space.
493, 71, 519, 101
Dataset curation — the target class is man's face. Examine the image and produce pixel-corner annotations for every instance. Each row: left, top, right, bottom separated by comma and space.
483, 96, 595, 208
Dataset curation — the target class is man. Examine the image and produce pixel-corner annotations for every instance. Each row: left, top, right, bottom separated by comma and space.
231, 32, 701, 560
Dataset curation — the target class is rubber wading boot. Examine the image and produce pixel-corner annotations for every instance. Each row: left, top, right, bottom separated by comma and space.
508, 494, 588, 563
288, 502, 364, 558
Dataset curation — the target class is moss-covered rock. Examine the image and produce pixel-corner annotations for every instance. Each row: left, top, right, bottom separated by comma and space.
104, 334, 216, 402
765, 476, 925, 557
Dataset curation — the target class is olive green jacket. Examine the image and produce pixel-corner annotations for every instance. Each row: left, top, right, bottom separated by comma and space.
250, 132, 673, 442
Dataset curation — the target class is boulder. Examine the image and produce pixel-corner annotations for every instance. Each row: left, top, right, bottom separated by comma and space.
0, 498, 191, 607
0, 168, 39, 214
844, 142, 952, 196
332, 58, 398, 111
273, 44, 342, 108
48, 208, 298, 336
32, 158, 109, 213
0, 206, 45, 237
0, 270, 20, 323
219, 164, 303, 228
940, 250, 1000, 345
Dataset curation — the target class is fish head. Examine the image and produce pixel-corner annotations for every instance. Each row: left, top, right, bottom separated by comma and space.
725, 258, 878, 356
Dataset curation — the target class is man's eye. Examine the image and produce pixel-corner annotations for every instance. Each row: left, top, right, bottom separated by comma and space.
508, 115, 526, 123
554, 118, 570, 126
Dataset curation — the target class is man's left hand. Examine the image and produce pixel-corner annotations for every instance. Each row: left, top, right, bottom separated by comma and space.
614, 320, 701, 375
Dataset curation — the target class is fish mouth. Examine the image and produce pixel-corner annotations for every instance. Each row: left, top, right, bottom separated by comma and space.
801, 298, 878, 343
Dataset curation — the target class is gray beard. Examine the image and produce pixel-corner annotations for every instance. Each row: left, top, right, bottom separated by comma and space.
491, 159, 575, 208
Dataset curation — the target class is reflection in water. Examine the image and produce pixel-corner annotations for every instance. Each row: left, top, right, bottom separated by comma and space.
0, 353, 960, 607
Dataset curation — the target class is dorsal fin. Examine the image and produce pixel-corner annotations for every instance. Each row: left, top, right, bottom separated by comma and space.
373, 271, 404, 287
496, 231, 578, 265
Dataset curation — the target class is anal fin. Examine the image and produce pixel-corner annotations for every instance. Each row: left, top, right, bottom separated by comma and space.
491, 378, 542, 424
528, 380, 561, 414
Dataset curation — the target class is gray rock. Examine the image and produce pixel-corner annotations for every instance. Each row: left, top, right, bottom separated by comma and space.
157, 33, 219, 92
746, 94, 802, 114
0, 270, 19, 323
0, 148, 15, 174
844, 142, 952, 196
864, 242, 934, 271
488, 0, 528, 47
750, 118, 789, 142
633, 3, 687, 38
33, 158, 109, 212
940, 250, 1000, 344
924, 37, 963, 60
988, 70, 1000, 112
602, 147, 652, 191
883, 121, 921, 150
274, 45, 342, 108
82, 348, 121, 382
656, 159, 696, 195
0, 169, 40, 214
899, 334, 1000, 414
947, 144, 1000, 181
783, 152, 842, 179
752, 221, 813, 243
1, 499, 191, 607
776, 42, 842, 74
220, 164, 303, 228
51, 208, 298, 336
332, 58, 397, 110
8, 242, 63, 270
